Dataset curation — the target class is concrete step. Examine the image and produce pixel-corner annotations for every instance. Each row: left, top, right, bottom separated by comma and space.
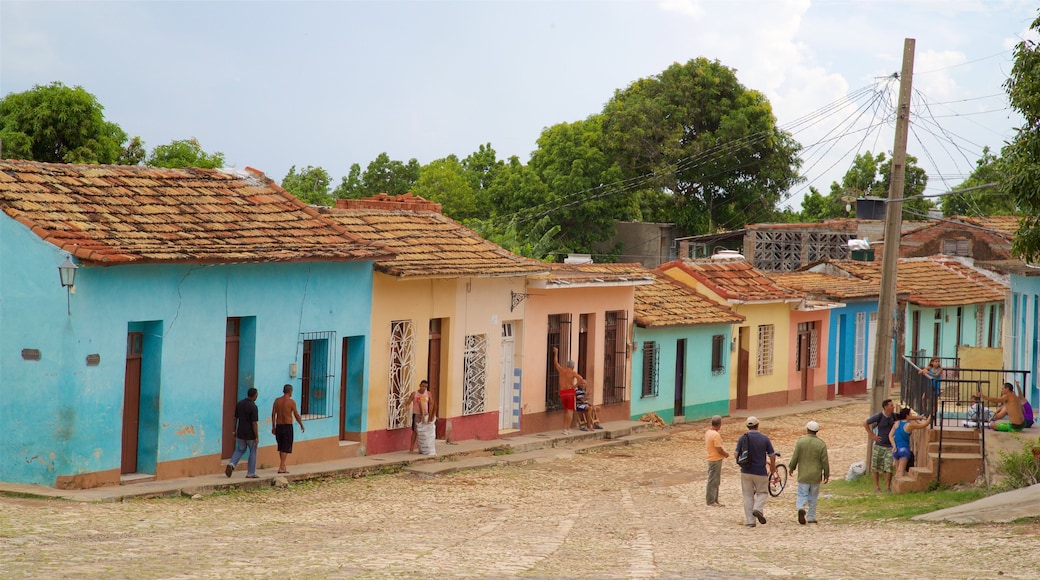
928, 441, 981, 455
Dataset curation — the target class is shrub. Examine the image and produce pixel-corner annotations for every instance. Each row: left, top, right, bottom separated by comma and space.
992, 440, 1040, 492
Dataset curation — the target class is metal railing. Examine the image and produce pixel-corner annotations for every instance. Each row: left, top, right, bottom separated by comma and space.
900, 357, 1030, 420
934, 398, 987, 485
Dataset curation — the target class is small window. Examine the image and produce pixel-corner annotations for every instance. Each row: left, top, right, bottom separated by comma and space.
942, 239, 970, 257
300, 332, 336, 419
641, 341, 659, 398
711, 335, 725, 375
757, 324, 774, 376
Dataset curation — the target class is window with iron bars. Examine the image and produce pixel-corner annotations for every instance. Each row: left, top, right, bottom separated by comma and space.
463, 333, 487, 415
545, 314, 571, 411
388, 320, 415, 429
300, 331, 336, 419
711, 334, 725, 375
641, 341, 659, 398
757, 324, 774, 376
603, 310, 628, 404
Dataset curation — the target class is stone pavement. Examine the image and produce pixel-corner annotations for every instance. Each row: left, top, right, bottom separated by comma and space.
0, 394, 869, 503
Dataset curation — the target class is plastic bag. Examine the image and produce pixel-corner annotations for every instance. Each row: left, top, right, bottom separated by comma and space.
845, 461, 866, 481
416, 420, 436, 456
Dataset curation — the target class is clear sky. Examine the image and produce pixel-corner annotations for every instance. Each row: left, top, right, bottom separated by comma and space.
2, 1, 1037, 212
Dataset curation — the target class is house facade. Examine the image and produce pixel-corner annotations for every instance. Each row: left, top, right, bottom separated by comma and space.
0, 161, 391, 488
657, 257, 821, 411
325, 195, 548, 454
630, 270, 744, 424
518, 262, 651, 434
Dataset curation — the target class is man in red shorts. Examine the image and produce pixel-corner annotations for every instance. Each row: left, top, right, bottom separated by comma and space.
553, 346, 586, 434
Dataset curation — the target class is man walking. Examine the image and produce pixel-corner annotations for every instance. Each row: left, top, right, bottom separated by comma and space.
788, 420, 830, 525
736, 416, 776, 527
225, 387, 260, 478
863, 399, 896, 492
704, 415, 728, 506
272, 384, 305, 474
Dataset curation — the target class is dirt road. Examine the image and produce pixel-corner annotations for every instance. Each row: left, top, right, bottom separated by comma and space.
1, 402, 1037, 579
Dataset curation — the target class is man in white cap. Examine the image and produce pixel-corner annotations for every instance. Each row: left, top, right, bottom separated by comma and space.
788, 420, 830, 525
735, 416, 776, 527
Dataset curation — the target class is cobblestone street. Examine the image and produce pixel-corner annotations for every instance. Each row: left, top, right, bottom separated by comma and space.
2, 402, 1038, 579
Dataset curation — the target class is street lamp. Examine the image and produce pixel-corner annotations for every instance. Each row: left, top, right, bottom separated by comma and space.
58, 256, 77, 315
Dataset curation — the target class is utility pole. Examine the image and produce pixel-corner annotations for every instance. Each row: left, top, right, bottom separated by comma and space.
870, 38, 915, 415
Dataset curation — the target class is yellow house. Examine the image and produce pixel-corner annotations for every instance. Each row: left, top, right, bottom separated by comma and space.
518, 261, 653, 434
325, 194, 548, 454
658, 257, 835, 411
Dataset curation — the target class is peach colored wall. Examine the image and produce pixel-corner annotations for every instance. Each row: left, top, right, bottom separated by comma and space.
519, 285, 635, 422
367, 273, 527, 451
787, 309, 833, 402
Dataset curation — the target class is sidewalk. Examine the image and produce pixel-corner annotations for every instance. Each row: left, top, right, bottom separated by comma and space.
0, 394, 869, 503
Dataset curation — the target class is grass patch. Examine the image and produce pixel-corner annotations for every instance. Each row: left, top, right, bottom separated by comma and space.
820, 475, 988, 521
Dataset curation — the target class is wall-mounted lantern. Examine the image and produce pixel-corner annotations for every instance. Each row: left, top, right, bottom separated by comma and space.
58, 256, 77, 315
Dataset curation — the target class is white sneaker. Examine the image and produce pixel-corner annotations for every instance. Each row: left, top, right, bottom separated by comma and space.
562, 429, 571, 435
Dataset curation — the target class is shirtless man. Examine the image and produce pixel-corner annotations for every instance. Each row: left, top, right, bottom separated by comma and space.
979, 383, 1025, 432
552, 346, 585, 435
271, 384, 305, 473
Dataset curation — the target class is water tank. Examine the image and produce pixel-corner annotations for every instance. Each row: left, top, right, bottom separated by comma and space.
710, 249, 744, 261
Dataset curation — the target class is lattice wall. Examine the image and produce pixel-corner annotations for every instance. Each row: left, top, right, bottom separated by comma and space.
751, 229, 855, 271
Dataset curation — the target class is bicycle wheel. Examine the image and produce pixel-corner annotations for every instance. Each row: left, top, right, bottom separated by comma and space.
768, 464, 788, 497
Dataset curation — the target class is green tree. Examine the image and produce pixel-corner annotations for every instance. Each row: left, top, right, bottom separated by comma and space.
1002, 10, 1040, 262
332, 163, 364, 199
0, 81, 137, 164
281, 165, 333, 206
461, 143, 504, 216
815, 151, 932, 220
942, 148, 1013, 217
528, 115, 638, 255
412, 155, 479, 220
146, 138, 224, 169
600, 58, 803, 235
361, 153, 420, 196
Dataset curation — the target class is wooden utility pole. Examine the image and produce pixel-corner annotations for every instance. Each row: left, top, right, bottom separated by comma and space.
870, 38, 915, 415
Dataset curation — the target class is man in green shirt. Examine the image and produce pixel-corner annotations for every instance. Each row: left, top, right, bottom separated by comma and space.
788, 420, 830, 525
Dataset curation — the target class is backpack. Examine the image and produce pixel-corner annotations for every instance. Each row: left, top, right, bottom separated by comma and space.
735, 434, 752, 468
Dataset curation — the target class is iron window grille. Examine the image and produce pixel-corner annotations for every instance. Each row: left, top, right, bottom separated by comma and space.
300, 331, 336, 419
388, 320, 415, 429
603, 310, 628, 404
757, 324, 774, 376
711, 334, 725, 375
641, 341, 659, 398
463, 334, 488, 415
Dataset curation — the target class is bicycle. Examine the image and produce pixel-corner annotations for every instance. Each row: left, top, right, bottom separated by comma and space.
769, 452, 788, 497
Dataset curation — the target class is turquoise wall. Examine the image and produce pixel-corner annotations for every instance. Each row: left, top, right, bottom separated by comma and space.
1, 217, 374, 486
1011, 275, 1040, 407
629, 324, 732, 424
827, 302, 876, 385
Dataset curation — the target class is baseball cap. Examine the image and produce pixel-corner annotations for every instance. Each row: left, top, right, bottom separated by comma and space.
746, 416, 759, 427
806, 420, 820, 432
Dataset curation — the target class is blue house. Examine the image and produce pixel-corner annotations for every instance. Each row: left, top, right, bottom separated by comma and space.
768, 270, 893, 397
984, 260, 1040, 408
0, 160, 391, 488
630, 269, 744, 424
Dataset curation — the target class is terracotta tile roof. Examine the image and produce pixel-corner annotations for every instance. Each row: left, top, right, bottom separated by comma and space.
0, 160, 393, 265
824, 258, 1007, 307
958, 215, 1021, 237
531, 262, 655, 288
636, 271, 744, 328
767, 271, 880, 301
663, 258, 803, 303
326, 195, 547, 279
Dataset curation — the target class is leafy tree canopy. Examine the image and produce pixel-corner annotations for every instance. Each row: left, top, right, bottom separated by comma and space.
527, 115, 637, 256
808, 151, 932, 221
146, 137, 224, 169
412, 155, 480, 220
1002, 10, 1040, 261
600, 58, 803, 235
281, 165, 333, 206
0, 81, 139, 164
942, 147, 1015, 217
332, 153, 419, 199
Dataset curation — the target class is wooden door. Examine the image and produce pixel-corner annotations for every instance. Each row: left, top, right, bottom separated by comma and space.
222, 318, 241, 458
736, 327, 749, 409
122, 332, 143, 474
673, 339, 686, 417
